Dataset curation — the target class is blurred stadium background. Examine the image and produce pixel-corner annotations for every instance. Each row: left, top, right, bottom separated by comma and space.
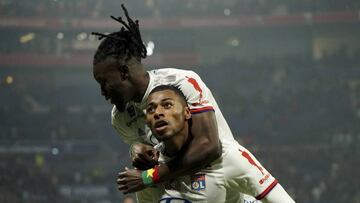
1, 0, 360, 202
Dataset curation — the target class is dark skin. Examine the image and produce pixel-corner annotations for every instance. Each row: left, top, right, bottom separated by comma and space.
130, 143, 159, 170
93, 56, 159, 169
93, 56, 221, 194
118, 89, 192, 193
145, 90, 192, 157
93, 57, 148, 112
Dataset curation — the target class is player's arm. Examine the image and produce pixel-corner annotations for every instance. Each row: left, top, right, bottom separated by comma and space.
162, 110, 221, 177
161, 73, 222, 177
112, 107, 158, 170
261, 184, 296, 203
118, 110, 221, 194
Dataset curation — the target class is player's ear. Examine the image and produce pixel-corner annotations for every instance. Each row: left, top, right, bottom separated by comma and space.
184, 106, 191, 120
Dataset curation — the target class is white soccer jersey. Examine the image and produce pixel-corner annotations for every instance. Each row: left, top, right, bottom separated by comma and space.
111, 68, 236, 146
111, 68, 293, 203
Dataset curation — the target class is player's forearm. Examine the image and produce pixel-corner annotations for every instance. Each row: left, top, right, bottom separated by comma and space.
170, 137, 221, 174
154, 135, 221, 182
135, 142, 221, 185
143, 111, 221, 184
154, 139, 221, 184
156, 119, 221, 182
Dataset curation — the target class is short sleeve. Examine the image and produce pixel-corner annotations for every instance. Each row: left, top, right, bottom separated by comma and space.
178, 71, 214, 114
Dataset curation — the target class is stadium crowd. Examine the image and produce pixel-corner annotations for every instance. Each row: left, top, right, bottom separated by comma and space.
1, 0, 359, 18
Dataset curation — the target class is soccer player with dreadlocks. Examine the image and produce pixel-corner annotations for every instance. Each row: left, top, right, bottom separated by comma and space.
92, 4, 295, 203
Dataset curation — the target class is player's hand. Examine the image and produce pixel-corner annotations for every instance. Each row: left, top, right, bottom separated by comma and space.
131, 143, 159, 170
117, 167, 146, 194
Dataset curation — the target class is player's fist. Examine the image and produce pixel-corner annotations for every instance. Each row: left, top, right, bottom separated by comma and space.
117, 167, 146, 194
131, 143, 159, 170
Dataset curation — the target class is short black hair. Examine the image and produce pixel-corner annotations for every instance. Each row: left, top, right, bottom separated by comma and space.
92, 4, 147, 65
149, 85, 188, 105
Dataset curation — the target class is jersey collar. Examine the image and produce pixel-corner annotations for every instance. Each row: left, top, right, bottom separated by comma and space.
139, 70, 155, 107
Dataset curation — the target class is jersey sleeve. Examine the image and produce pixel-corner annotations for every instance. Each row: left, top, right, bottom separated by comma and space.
178, 71, 214, 114
111, 106, 143, 146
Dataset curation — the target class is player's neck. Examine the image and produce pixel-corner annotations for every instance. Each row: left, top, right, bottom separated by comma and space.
133, 71, 150, 103
163, 124, 189, 157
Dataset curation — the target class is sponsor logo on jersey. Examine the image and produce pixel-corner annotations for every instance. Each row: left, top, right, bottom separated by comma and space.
244, 200, 260, 203
126, 105, 136, 117
243, 194, 261, 203
191, 174, 206, 191
158, 197, 192, 203
126, 115, 143, 127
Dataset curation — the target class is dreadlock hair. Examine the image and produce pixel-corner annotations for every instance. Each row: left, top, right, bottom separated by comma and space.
149, 85, 188, 106
92, 4, 147, 65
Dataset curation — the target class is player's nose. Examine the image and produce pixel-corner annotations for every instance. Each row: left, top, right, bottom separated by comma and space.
153, 108, 164, 119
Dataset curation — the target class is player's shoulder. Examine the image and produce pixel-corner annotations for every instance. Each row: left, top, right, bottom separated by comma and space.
150, 68, 201, 82
151, 68, 198, 77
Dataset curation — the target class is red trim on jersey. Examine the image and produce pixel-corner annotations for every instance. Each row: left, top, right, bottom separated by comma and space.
256, 179, 278, 200
190, 106, 214, 114
186, 76, 203, 100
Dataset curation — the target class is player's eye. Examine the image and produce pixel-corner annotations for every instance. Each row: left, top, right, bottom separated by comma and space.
163, 102, 173, 109
146, 106, 155, 114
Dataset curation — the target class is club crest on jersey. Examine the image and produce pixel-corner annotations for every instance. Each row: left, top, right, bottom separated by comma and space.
191, 174, 206, 191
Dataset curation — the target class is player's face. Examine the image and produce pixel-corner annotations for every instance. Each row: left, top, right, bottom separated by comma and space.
146, 90, 191, 141
93, 57, 135, 111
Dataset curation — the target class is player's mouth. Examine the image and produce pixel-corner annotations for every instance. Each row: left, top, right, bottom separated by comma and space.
154, 120, 169, 134
105, 94, 115, 104
109, 97, 117, 105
